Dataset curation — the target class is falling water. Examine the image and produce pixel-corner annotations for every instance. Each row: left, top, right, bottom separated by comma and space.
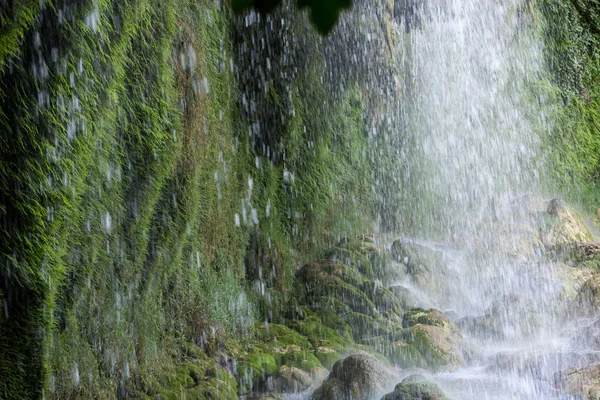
388, 1, 596, 398
397, 0, 545, 235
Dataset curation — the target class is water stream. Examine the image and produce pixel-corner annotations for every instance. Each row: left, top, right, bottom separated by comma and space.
386, 1, 593, 398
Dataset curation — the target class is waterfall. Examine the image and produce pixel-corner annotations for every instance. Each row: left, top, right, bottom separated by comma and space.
388, 2, 598, 398
397, 0, 546, 236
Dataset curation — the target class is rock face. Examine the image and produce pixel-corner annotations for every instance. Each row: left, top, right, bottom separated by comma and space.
389, 285, 434, 311
542, 198, 594, 249
277, 366, 313, 393
391, 240, 458, 301
555, 363, 600, 400
294, 238, 408, 363
577, 274, 600, 314
395, 308, 475, 370
312, 354, 395, 400
381, 375, 449, 400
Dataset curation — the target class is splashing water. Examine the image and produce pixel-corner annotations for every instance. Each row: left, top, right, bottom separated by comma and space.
388, 1, 596, 399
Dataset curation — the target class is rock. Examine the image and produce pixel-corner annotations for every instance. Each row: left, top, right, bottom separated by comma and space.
295, 242, 406, 348
541, 199, 593, 249
390, 240, 457, 299
576, 275, 600, 315
394, 309, 475, 370
361, 336, 427, 369
573, 318, 600, 349
312, 354, 395, 400
456, 314, 505, 340
381, 374, 449, 400
277, 365, 313, 392
309, 366, 330, 388
247, 394, 287, 400
315, 346, 344, 370
402, 309, 456, 330
555, 363, 600, 400
389, 285, 434, 311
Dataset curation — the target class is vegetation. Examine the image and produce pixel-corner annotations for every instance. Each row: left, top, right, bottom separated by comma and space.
0, 0, 378, 398
538, 0, 600, 211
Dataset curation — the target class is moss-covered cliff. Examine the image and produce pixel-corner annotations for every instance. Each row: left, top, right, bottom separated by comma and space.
538, 0, 600, 207
0, 1, 384, 398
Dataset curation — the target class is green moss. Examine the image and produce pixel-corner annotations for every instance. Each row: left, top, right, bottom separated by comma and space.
315, 347, 344, 370
315, 307, 354, 341
237, 351, 278, 393
362, 336, 427, 368
281, 350, 323, 371
0, 0, 380, 395
252, 322, 312, 350
346, 312, 390, 341
399, 327, 449, 369
402, 308, 453, 329
287, 309, 353, 351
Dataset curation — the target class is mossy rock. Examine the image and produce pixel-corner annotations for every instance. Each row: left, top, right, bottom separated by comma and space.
381, 374, 448, 400
402, 308, 457, 331
193, 368, 238, 399
540, 199, 594, 249
237, 351, 278, 393
287, 309, 353, 351
315, 307, 354, 341
327, 246, 375, 278
577, 274, 600, 314
315, 346, 344, 370
242, 352, 279, 377
360, 281, 403, 315
252, 322, 312, 350
346, 311, 390, 341
362, 336, 427, 369
282, 350, 323, 371
400, 324, 467, 370
310, 277, 378, 318
337, 237, 397, 283
298, 260, 365, 289
391, 240, 442, 275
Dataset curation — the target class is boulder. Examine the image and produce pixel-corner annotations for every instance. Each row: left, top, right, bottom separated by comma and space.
577, 274, 600, 314
312, 354, 395, 400
389, 285, 434, 311
277, 365, 313, 393
381, 374, 449, 400
390, 240, 457, 299
541, 199, 593, 249
555, 363, 600, 400
394, 308, 475, 370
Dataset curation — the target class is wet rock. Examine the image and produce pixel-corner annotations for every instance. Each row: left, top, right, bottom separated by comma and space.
391, 241, 448, 276
247, 393, 287, 400
309, 366, 330, 388
295, 240, 405, 346
573, 318, 600, 349
389, 285, 434, 311
312, 353, 395, 400
541, 199, 593, 249
380, 374, 449, 400
277, 365, 313, 392
391, 240, 457, 298
576, 274, 600, 314
402, 308, 455, 330
491, 349, 600, 382
394, 308, 475, 370
361, 335, 427, 369
456, 314, 505, 340
315, 346, 344, 370
555, 363, 600, 400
